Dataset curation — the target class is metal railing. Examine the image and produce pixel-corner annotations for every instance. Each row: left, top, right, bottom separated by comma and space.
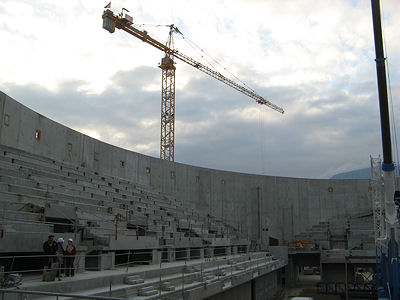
0, 251, 280, 300
0, 247, 249, 279
0, 289, 125, 300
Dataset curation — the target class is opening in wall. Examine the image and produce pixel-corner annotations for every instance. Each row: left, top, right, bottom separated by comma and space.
4, 114, 9, 126
35, 129, 41, 140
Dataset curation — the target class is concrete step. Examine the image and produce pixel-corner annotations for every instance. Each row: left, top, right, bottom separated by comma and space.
0, 145, 149, 196
161, 281, 175, 291
3, 150, 61, 171
184, 276, 195, 284
125, 275, 144, 285
4, 221, 53, 233
0, 145, 243, 254
138, 285, 158, 296
0, 158, 77, 186
235, 264, 245, 271
0, 177, 187, 234
0, 174, 38, 189
203, 273, 216, 280
3, 209, 43, 223
184, 266, 196, 274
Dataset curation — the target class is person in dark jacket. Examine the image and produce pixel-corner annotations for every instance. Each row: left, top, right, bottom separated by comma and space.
43, 235, 57, 268
65, 238, 77, 277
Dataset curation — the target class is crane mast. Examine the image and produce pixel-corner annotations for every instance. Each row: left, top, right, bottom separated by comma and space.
159, 26, 176, 161
102, 9, 284, 161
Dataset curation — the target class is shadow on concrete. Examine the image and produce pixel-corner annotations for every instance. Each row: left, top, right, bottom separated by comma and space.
274, 273, 342, 300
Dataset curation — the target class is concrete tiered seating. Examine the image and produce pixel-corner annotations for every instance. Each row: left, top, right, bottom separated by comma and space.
0, 144, 249, 273
294, 212, 375, 253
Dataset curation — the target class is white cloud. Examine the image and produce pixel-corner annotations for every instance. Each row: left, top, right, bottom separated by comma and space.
0, 0, 399, 178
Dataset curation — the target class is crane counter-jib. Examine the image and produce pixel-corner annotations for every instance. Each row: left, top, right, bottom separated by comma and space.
102, 10, 172, 54
102, 9, 284, 114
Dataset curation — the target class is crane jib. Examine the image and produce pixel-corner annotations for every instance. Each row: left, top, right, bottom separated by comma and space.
102, 9, 284, 114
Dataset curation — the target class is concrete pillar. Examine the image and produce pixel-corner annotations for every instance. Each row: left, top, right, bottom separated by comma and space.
226, 246, 232, 256
168, 248, 176, 262
75, 251, 86, 273
285, 254, 298, 287
100, 252, 115, 270
232, 246, 238, 255
199, 248, 205, 259
205, 247, 214, 259
186, 248, 191, 261
152, 249, 161, 265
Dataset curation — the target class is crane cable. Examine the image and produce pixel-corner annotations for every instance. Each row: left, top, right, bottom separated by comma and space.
175, 28, 269, 174
133, 23, 262, 105
387, 59, 399, 179
174, 29, 257, 94
135, 24, 171, 28
381, 0, 400, 187
387, 60, 399, 185
259, 105, 266, 175
133, 23, 174, 46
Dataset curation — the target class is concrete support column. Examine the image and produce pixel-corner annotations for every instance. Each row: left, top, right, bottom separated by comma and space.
205, 247, 214, 259
100, 252, 115, 270
226, 246, 232, 256
285, 255, 298, 287
186, 248, 191, 261
232, 246, 238, 255
168, 248, 176, 262
76, 251, 86, 273
199, 248, 205, 259
152, 249, 161, 265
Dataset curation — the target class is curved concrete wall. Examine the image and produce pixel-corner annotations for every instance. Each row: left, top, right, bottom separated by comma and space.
0, 91, 373, 244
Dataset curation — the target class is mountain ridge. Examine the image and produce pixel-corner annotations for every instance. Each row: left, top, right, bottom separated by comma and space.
331, 167, 400, 179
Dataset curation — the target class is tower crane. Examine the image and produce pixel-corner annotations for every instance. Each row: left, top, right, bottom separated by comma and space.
102, 8, 284, 161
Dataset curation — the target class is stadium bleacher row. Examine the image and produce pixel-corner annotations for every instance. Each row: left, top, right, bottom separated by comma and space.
294, 212, 375, 252
0, 143, 250, 272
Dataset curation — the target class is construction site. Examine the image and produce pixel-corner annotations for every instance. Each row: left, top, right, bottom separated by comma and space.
0, 87, 383, 299
0, 1, 399, 299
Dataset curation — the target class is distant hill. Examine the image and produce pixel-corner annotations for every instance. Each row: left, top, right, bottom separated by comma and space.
331, 167, 400, 179
330, 168, 371, 179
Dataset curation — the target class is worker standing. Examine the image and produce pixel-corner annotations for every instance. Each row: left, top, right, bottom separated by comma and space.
65, 239, 77, 277
56, 238, 65, 281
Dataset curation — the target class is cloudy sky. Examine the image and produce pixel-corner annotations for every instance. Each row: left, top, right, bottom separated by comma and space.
1, 0, 399, 179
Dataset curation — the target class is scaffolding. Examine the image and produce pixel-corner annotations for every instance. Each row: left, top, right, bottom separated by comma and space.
370, 156, 386, 249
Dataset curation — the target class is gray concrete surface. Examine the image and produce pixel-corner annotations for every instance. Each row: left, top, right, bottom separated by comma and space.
0, 91, 378, 243
2, 253, 284, 300
0, 90, 384, 298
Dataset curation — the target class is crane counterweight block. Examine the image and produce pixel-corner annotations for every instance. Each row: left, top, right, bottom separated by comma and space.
102, 10, 115, 33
